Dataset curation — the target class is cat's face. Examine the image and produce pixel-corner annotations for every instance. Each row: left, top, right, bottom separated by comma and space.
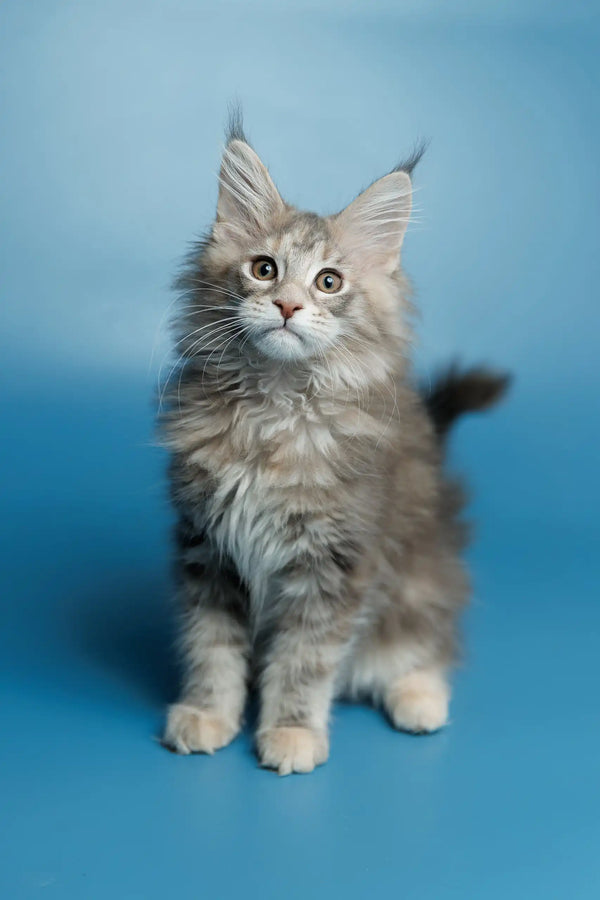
196, 138, 414, 365
215, 212, 354, 362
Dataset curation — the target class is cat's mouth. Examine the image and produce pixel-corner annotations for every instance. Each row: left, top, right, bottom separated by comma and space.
256, 322, 309, 360
262, 323, 304, 343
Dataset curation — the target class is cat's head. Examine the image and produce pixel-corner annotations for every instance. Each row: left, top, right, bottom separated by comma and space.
178, 122, 422, 376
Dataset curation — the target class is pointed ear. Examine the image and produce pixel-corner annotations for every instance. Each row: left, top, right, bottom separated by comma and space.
216, 139, 285, 232
333, 171, 412, 271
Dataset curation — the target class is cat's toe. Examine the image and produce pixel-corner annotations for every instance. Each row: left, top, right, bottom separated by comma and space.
257, 726, 329, 775
163, 703, 239, 755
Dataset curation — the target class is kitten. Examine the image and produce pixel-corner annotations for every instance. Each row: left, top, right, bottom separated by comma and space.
160, 115, 508, 775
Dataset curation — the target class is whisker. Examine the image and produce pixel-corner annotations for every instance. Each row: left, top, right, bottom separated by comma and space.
158, 321, 243, 411
184, 279, 249, 304
157, 317, 241, 407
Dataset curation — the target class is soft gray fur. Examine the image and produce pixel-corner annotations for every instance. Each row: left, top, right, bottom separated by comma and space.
159, 118, 508, 774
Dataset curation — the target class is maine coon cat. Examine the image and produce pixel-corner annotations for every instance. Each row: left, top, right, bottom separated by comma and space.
160, 115, 508, 774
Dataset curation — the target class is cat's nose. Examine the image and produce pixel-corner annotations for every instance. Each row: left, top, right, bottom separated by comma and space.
274, 299, 303, 321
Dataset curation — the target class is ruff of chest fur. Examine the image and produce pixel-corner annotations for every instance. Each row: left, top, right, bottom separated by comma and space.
163, 353, 412, 612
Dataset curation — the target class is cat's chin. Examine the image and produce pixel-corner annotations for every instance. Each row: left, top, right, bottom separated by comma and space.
255, 325, 310, 361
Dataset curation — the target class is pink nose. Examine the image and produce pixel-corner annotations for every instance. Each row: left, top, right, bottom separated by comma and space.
274, 299, 303, 321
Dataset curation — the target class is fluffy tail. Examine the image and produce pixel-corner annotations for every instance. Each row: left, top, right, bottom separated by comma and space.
423, 364, 511, 440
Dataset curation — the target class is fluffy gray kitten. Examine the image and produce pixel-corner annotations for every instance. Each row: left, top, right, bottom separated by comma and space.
160, 117, 508, 775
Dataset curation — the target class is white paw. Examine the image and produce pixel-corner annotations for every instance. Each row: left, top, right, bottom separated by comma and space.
257, 726, 329, 776
163, 703, 239, 755
387, 670, 449, 734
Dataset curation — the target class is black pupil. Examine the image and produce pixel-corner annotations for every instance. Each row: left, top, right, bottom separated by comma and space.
260, 262, 271, 277
324, 275, 334, 289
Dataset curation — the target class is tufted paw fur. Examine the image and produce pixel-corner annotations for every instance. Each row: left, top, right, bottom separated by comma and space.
163, 703, 240, 755
257, 726, 329, 776
386, 669, 449, 734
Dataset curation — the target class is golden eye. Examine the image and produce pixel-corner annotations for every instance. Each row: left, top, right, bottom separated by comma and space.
315, 270, 343, 294
251, 257, 278, 281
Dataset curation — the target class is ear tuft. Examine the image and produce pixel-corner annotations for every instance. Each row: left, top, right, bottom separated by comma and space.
225, 102, 247, 145
333, 171, 412, 270
393, 138, 429, 177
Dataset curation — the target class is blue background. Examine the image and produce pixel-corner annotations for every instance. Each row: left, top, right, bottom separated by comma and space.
1, 1, 599, 897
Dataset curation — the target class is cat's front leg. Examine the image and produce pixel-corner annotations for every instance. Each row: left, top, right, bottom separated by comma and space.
256, 562, 357, 775
163, 527, 249, 756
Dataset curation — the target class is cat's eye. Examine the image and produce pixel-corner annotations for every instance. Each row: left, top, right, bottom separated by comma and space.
251, 257, 278, 281
315, 270, 343, 294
